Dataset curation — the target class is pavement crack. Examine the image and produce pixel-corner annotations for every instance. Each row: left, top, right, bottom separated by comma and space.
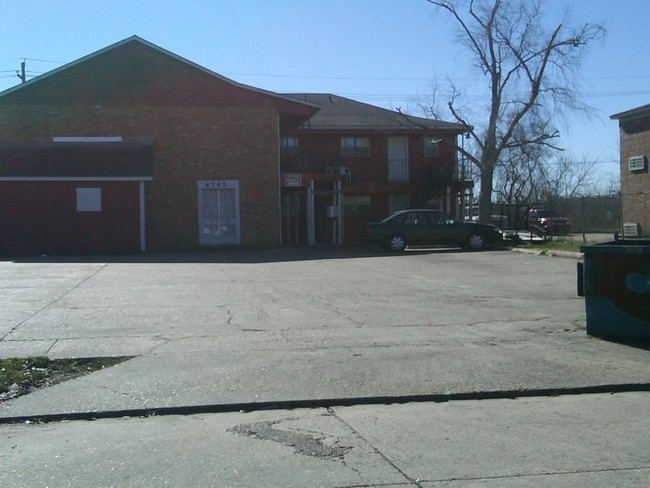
223, 309, 266, 332
0, 263, 109, 341
225, 309, 243, 331
425, 465, 650, 484
467, 316, 552, 327
97, 384, 150, 405
328, 407, 423, 488
44, 339, 58, 356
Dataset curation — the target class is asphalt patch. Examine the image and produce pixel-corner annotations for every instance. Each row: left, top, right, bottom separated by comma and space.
229, 419, 351, 459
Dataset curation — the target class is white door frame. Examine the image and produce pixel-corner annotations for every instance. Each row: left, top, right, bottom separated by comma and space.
197, 180, 241, 246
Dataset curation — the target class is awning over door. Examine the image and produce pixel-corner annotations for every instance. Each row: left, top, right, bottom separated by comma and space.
0, 142, 154, 178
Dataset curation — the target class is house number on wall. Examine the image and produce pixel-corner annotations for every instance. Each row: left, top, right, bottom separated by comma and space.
199, 180, 237, 189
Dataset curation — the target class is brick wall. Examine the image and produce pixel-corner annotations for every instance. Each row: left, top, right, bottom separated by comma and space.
283, 130, 457, 190
619, 118, 650, 236
0, 104, 281, 251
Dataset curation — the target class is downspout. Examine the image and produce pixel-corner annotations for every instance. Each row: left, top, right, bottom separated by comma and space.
139, 181, 146, 251
277, 113, 282, 245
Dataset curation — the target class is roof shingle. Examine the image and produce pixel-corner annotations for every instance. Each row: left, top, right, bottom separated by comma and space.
285, 93, 468, 132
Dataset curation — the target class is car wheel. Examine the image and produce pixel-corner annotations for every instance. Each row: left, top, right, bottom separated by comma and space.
387, 234, 407, 252
466, 232, 486, 250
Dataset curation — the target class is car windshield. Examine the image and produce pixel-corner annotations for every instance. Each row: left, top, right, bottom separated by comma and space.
380, 210, 455, 225
381, 212, 402, 223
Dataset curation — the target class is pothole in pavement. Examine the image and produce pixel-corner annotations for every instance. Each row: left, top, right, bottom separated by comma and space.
0, 356, 133, 403
229, 419, 352, 459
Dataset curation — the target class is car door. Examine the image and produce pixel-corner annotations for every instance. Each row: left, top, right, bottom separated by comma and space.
424, 211, 468, 245
396, 211, 431, 244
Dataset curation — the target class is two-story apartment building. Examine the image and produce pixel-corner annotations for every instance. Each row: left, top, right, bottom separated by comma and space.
280, 94, 470, 245
0, 36, 469, 255
611, 104, 650, 238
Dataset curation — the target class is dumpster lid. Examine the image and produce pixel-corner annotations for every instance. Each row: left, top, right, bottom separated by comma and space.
581, 240, 650, 255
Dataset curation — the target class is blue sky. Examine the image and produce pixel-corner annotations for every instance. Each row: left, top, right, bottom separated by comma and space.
2, 0, 649, 188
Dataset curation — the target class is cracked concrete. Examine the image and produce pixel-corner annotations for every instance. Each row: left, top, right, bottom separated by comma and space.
229, 418, 351, 459
2, 249, 650, 418
0, 248, 649, 486
3, 393, 649, 487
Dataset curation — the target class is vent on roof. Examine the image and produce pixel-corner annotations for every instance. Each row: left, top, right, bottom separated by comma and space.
623, 223, 640, 237
628, 155, 647, 172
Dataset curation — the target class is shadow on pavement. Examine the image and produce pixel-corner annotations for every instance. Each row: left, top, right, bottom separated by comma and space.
0, 246, 508, 265
599, 337, 650, 352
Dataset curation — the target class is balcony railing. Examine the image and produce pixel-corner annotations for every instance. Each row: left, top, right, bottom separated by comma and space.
388, 159, 409, 182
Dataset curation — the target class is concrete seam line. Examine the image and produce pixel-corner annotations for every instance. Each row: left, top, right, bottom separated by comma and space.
2, 383, 650, 425
327, 407, 424, 488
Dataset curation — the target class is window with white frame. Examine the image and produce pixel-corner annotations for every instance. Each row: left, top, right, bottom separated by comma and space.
340, 137, 370, 157
423, 137, 440, 157
280, 137, 299, 157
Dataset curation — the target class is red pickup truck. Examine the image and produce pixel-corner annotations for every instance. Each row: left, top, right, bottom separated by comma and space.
527, 207, 571, 235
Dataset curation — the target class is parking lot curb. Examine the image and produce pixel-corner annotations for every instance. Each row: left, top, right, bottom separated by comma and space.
2, 382, 649, 425
511, 247, 583, 259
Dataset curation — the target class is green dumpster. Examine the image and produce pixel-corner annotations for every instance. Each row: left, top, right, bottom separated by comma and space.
581, 240, 650, 340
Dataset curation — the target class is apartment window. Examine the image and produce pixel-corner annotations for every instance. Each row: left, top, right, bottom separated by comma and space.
341, 137, 370, 157
280, 137, 299, 157
423, 138, 440, 158
344, 195, 371, 216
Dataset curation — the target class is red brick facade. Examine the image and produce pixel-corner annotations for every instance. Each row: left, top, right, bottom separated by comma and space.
0, 36, 468, 254
285, 130, 464, 242
0, 37, 316, 255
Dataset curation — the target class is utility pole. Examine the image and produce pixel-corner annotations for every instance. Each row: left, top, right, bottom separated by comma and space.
17, 59, 26, 83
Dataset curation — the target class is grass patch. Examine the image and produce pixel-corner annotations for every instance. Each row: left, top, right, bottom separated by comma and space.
509, 236, 607, 254
1, 356, 130, 403
530, 239, 586, 253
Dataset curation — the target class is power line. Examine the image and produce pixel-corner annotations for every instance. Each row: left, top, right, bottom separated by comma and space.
12, 57, 66, 64
225, 71, 650, 84
334, 90, 650, 105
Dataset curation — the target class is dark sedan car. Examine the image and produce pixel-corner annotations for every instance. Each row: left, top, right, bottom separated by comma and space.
363, 209, 503, 252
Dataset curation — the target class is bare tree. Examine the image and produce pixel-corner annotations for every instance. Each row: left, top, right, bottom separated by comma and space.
426, 0, 604, 222
494, 143, 546, 205
537, 155, 596, 211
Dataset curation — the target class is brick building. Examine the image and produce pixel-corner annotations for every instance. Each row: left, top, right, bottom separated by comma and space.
0, 36, 468, 255
280, 94, 470, 245
0, 36, 317, 255
611, 104, 650, 238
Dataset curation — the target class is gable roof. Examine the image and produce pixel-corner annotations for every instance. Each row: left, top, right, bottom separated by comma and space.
610, 103, 650, 121
285, 93, 468, 132
0, 36, 319, 115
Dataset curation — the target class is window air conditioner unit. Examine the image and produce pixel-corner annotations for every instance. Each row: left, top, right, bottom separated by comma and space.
622, 223, 640, 237
628, 155, 647, 172
339, 166, 351, 176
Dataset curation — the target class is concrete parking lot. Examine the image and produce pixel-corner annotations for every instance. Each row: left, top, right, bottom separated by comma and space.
1, 247, 648, 416
2, 248, 649, 486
